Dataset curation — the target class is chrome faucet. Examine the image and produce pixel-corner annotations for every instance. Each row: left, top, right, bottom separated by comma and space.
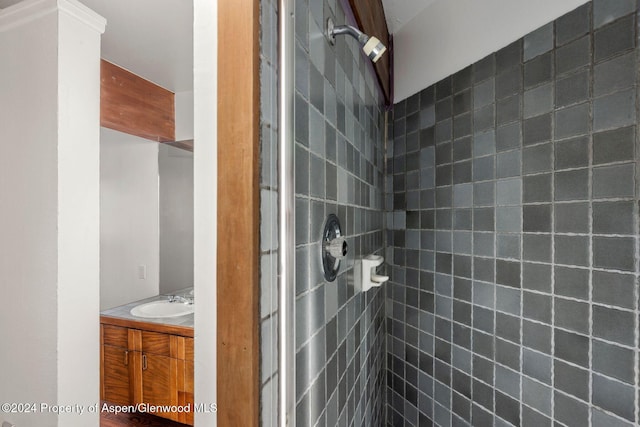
167, 295, 194, 305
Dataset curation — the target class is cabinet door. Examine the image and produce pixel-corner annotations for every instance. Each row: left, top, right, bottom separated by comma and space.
140, 352, 179, 421
101, 325, 132, 405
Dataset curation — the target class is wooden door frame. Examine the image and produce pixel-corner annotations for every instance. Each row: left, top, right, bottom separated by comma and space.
217, 0, 261, 425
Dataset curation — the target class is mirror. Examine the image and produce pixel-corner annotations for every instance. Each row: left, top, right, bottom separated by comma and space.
159, 142, 194, 295
100, 128, 193, 310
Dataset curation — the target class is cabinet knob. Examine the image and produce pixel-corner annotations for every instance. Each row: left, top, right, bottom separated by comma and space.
124, 350, 129, 366
142, 354, 147, 371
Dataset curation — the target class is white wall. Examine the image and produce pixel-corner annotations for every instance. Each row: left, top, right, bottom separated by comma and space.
175, 90, 195, 141
0, 7, 58, 426
56, 3, 105, 425
194, 0, 217, 424
393, 0, 589, 101
0, 0, 104, 425
159, 143, 194, 294
100, 128, 160, 310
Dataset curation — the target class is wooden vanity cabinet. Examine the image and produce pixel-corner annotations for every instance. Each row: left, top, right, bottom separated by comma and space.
100, 319, 194, 425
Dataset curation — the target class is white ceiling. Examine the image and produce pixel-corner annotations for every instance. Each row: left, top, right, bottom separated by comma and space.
80, 0, 193, 93
389, 0, 590, 102
0, 0, 193, 93
381, 0, 438, 33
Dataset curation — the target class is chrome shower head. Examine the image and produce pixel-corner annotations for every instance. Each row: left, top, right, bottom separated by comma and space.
326, 18, 387, 63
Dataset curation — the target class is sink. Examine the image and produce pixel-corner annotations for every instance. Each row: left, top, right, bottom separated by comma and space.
130, 300, 194, 318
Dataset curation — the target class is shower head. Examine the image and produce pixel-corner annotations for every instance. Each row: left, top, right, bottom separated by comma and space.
326, 18, 387, 63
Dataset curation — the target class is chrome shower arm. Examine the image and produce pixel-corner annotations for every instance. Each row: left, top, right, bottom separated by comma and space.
329, 23, 368, 45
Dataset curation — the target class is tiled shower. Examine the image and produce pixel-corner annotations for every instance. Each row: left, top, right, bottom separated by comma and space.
387, 1, 640, 426
260, 0, 387, 425
260, 0, 640, 426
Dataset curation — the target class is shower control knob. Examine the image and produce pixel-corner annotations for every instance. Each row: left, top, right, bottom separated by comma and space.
326, 236, 348, 260
322, 214, 346, 282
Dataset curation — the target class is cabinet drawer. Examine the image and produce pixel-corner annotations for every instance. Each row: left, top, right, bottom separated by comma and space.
141, 331, 171, 357
102, 325, 129, 348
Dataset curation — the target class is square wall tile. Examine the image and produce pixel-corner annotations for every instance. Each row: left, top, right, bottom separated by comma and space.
474, 79, 495, 109
593, 0, 634, 28
554, 298, 589, 334
555, 202, 589, 233
554, 392, 589, 426
523, 233, 552, 263
555, 235, 589, 266
594, 52, 635, 97
592, 305, 635, 346
555, 266, 589, 300
473, 155, 495, 182
592, 163, 635, 198
523, 204, 551, 232
496, 122, 522, 152
474, 130, 496, 157
496, 64, 522, 100
593, 89, 636, 132
496, 178, 522, 206
523, 291, 551, 323
524, 84, 553, 118
524, 52, 552, 88
593, 236, 635, 271
594, 15, 635, 61
523, 321, 552, 355
592, 374, 635, 422
555, 135, 589, 170
496, 206, 522, 232
556, 36, 590, 75
523, 143, 552, 174
593, 126, 635, 165
523, 113, 552, 145
592, 339, 635, 384
555, 103, 589, 139
523, 262, 552, 292
592, 201, 634, 234
554, 329, 589, 368
555, 169, 589, 201
592, 271, 635, 310
554, 359, 589, 402
497, 95, 521, 125
522, 377, 552, 416
496, 40, 522, 72
496, 259, 521, 288
524, 23, 553, 61
496, 150, 521, 178
522, 347, 552, 383
523, 173, 552, 203
556, 3, 590, 45
497, 233, 520, 260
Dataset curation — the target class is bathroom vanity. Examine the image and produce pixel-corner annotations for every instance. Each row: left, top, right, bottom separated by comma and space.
100, 291, 194, 426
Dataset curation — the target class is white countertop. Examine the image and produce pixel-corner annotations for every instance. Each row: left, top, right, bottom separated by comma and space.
100, 287, 194, 328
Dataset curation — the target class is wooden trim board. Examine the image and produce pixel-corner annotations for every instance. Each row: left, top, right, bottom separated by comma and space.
100, 59, 175, 142
347, 0, 392, 104
217, 0, 261, 426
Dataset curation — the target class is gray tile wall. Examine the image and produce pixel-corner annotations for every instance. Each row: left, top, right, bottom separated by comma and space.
386, 1, 640, 426
260, 0, 279, 425
259, 0, 388, 425
294, 0, 388, 425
